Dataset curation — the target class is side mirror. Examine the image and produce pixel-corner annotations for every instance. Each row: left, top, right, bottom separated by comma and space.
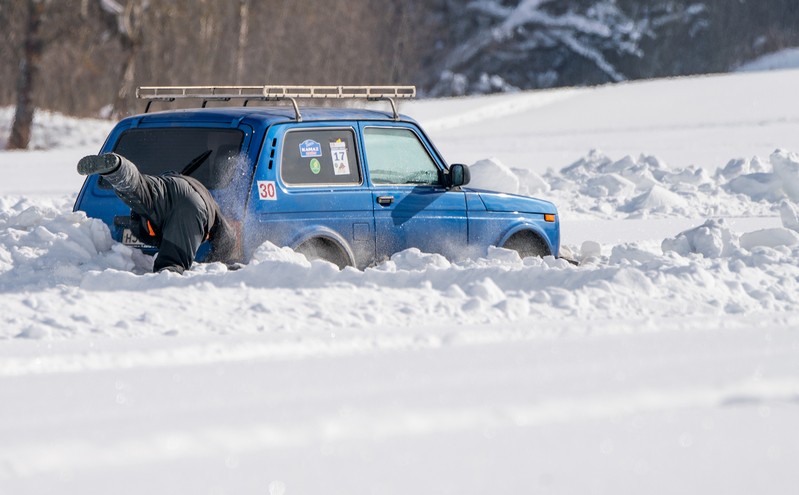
449, 163, 471, 188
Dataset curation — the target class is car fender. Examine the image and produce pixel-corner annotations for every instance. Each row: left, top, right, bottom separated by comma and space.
495, 222, 554, 255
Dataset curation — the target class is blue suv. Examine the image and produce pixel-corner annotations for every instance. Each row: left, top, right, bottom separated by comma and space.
74, 85, 559, 269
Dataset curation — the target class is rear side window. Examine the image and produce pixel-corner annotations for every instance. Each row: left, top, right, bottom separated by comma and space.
112, 128, 244, 190
281, 128, 361, 186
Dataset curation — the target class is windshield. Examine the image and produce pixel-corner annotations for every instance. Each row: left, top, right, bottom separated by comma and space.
112, 127, 245, 190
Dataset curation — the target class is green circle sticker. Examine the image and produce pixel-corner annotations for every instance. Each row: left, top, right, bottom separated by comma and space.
309, 158, 321, 174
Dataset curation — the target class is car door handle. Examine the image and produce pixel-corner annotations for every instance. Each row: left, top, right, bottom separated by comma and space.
376, 195, 394, 206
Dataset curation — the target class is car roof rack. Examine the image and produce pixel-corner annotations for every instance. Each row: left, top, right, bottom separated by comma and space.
136, 85, 416, 121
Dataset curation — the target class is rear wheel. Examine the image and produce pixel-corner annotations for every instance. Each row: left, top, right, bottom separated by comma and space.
502, 231, 550, 258
295, 238, 350, 269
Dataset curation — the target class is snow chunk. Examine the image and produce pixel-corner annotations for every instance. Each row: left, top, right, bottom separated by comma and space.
585, 173, 636, 199
390, 248, 451, 271
609, 245, 661, 265
780, 200, 799, 232
739, 228, 799, 251
623, 186, 688, 215
718, 156, 768, 180
726, 173, 783, 202
723, 150, 799, 203
580, 241, 602, 259
662, 219, 739, 258
486, 246, 523, 264
251, 241, 310, 266
512, 167, 551, 196
559, 149, 614, 181
466, 277, 506, 305
771, 150, 799, 201
468, 157, 552, 197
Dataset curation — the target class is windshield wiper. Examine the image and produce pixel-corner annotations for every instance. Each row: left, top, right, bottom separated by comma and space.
180, 149, 213, 176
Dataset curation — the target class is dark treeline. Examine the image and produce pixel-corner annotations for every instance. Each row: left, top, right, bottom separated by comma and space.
1, 0, 797, 126
426, 0, 799, 95
1, 0, 435, 120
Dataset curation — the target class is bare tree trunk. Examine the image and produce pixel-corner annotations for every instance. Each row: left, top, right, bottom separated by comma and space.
7, 0, 44, 150
113, 36, 139, 117
390, 2, 410, 83
263, 0, 289, 83
235, 0, 250, 84
103, 0, 145, 118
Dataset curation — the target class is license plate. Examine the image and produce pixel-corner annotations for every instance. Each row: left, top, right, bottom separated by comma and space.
121, 228, 154, 248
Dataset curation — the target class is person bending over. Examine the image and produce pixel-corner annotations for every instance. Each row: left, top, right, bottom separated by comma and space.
78, 153, 239, 273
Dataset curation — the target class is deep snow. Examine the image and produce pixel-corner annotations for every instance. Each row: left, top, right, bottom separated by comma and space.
1, 69, 799, 494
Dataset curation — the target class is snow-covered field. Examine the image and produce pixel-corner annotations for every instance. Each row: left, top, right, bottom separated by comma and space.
2, 69, 799, 494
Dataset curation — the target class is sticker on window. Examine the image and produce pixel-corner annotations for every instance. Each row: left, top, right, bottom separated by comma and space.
257, 180, 278, 200
309, 158, 321, 175
330, 139, 350, 176
299, 139, 322, 158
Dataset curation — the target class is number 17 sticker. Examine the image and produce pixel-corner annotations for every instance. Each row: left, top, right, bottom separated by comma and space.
330, 139, 350, 176
257, 181, 277, 200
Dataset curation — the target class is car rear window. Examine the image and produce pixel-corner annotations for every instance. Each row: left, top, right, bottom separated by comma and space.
281, 128, 361, 186
110, 128, 245, 190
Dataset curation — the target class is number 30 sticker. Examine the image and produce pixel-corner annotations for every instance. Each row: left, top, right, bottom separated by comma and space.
257, 181, 277, 200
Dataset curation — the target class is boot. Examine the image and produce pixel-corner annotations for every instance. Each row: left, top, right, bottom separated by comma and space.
77, 153, 121, 176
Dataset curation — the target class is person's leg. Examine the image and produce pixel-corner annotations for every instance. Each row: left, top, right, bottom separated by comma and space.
151, 178, 210, 273
78, 153, 168, 222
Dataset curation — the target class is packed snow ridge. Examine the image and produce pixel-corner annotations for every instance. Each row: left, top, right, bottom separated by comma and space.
469, 149, 799, 219
4, 191, 799, 340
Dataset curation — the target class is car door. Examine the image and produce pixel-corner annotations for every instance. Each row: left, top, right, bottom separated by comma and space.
248, 124, 376, 268
360, 124, 467, 260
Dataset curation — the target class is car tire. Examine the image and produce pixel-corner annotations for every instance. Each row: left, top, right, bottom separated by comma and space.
295, 238, 350, 269
502, 231, 550, 258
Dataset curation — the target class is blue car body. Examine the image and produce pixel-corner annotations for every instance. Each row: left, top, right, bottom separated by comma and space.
74, 106, 559, 269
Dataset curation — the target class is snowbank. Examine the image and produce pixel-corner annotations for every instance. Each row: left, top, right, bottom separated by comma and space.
468, 149, 799, 219
4, 194, 799, 339
0, 202, 151, 292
